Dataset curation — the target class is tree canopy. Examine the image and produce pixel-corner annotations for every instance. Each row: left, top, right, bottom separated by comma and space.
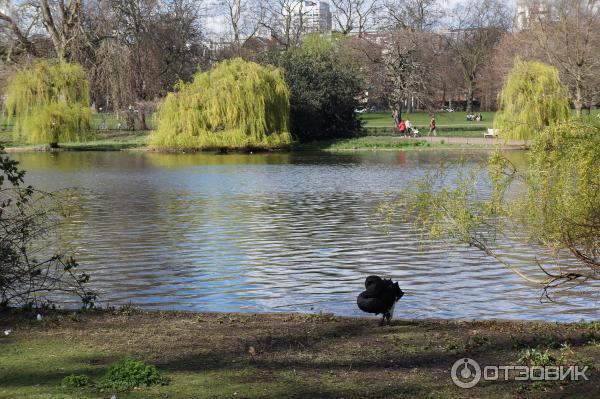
494, 59, 570, 141
149, 58, 292, 150
376, 57, 599, 296
4, 60, 91, 146
261, 35, 363, 142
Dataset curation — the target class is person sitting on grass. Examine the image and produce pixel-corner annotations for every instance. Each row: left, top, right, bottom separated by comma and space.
398, 120, 407, 136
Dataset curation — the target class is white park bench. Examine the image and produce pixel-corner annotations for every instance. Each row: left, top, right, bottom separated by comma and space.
484, 128, 499, 138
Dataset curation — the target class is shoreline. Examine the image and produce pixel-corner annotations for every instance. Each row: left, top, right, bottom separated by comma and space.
1, 308, 598, 398
2, 136, 527, 153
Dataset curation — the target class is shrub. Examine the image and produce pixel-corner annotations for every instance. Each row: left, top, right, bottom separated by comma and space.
518, 348, 556, 367
99, 358, 169, 391
150, 58, 292, 150
4, 60, 91, 146
0, 146, 96, 308
62, 374, 90, 388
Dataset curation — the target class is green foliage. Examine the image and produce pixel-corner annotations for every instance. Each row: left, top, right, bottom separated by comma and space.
99, 357, 169, 391
518, 348, 556, 366
378, 119, 600, 290
520, 120, 600, 257
4, 60, 91, 145
62, 374, 90, 388
494, 59, 570, 140
261, 35, 363, 142
150, 58, 292, 150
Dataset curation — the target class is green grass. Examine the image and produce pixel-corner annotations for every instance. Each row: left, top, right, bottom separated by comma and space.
361, 111, 496, 128
295, 136, 432, 151
294, 135, 504, 151
0, 310, 598, 399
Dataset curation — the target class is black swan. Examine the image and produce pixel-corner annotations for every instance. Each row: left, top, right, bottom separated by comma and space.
357, 275, 404, 325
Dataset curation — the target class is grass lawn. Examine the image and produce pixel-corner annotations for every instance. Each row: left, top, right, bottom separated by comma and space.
361, 111, 496, 129
0, 309, 598, 399
294, 136, 505, 151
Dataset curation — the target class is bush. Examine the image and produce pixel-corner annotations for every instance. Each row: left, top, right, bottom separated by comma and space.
150, 58, 292, 150
4, 60, 91, 146
62, 374, 90, 388
0, 147, 95, 308
99, 358, 169, 391
261, 35, 363, 142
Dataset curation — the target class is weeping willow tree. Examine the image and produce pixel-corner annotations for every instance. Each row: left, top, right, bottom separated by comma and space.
493, 59, 570, 141
150, 58, 292, 150
378, 120, 600, 298
4, 61, 91, 147
377, 60, 599, 298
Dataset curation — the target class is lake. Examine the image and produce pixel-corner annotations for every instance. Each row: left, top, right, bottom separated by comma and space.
12, 150, 599, 322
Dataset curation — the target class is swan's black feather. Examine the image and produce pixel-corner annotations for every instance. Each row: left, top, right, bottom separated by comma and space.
357, 275, 404, 319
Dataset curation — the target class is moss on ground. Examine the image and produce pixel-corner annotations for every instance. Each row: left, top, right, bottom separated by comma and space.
0, 309, 598, 398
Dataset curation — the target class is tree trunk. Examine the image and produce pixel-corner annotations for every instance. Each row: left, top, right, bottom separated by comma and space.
466, 81, 474, 113
137, 110, 147, 131
574, 82, 583, 117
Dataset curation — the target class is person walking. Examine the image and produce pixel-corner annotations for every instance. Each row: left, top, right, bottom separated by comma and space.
428, 116, 437, 137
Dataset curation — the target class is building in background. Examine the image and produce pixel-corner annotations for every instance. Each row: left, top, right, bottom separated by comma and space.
286, 1, 333, 35
515, 0, 553, 30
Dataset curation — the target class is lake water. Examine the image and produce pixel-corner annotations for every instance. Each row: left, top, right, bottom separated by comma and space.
12, 150, 599, 322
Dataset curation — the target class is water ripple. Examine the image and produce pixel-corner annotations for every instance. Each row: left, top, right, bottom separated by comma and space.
12, 150, 599, 322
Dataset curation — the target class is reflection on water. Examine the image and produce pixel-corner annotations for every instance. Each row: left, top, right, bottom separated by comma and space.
12, 150, 599, 321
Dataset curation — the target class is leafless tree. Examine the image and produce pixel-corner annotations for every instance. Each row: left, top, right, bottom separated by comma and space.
443, 0, 511, 112
382, 0, 441, 32
218, 0, 263, 54
330, 0, 380, 36
0, 1, 45, 61
525, 0, 600, 115
89, 0, 205, 128
258, 0, 306, 48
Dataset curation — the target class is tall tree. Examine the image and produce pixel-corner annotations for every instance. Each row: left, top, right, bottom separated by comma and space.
444, 0, 510, 112
383, 0, 441, 32
259, 0, 307, 48
525, 0, 600, 115
330, 0, 380, 36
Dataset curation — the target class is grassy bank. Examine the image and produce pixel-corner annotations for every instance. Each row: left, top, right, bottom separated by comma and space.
2, 132, 504, 153
0, 309, 598, 398
293, 136, 509, 151
1, 129, 151, 151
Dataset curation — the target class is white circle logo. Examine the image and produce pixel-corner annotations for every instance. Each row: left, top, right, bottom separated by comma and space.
451, 358, 482, 388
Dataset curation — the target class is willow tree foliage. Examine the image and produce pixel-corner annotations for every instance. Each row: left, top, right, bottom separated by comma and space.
378, 120, 600, 296
150, 58, 292, 150
4, 61, 91, 146
493, 59, 570, 141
